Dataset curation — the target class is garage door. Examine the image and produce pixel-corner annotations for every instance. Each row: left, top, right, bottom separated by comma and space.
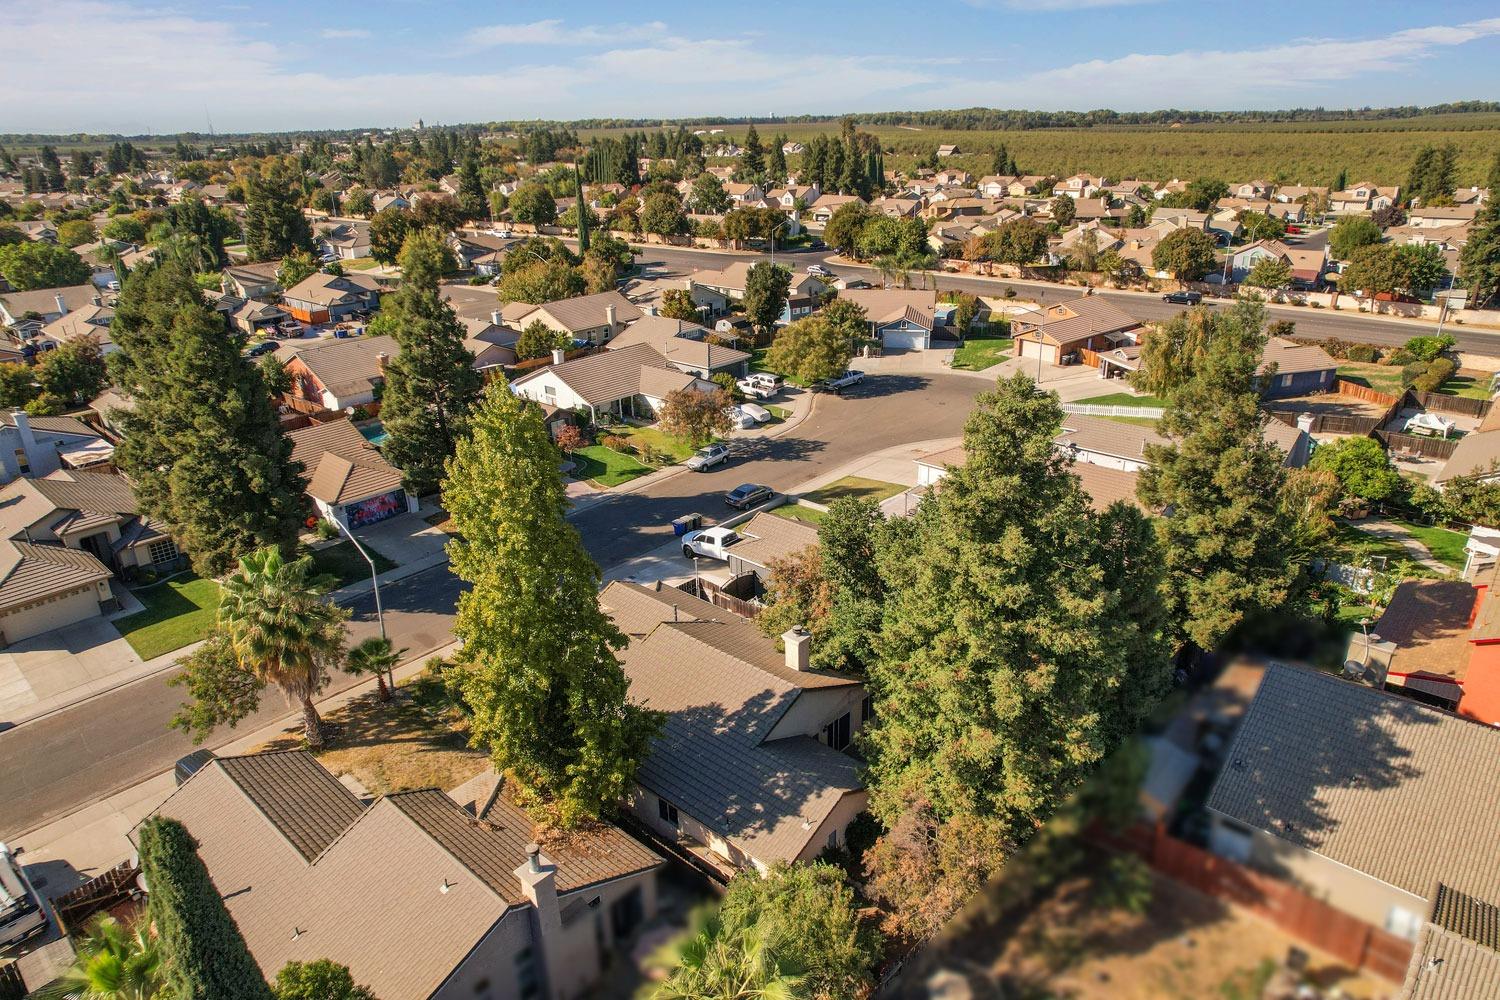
1018, 339, 1055, 364
1, 586, 102, 644
883, 329, 927, 351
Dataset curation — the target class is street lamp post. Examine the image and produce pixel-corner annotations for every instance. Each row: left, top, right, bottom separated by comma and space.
769, 217, 790, 269
333, 516, 393, 693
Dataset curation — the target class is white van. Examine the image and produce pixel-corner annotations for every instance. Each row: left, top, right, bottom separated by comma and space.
0, 844, 46, 950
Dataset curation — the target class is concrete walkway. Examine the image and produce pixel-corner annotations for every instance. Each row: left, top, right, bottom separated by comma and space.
1347, 517, 1454, 574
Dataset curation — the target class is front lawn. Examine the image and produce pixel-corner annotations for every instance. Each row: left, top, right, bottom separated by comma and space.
342, 257, 385, 271
951, 336, 1013, 371
307, 541, 397, 589
766, 503, 827, 526
1075, 391, 1167, 408
116, 573, 221, 660
1336, 362, 1405, 397
1432, 372, 1494, 400
803, 476, 908, 506
570, 445, 654, 487
611, 424, 699, 463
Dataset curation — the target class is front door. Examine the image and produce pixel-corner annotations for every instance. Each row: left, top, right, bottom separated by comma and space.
78, 532, 114, 569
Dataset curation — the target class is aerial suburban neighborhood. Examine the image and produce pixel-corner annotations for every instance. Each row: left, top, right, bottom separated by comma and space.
5, 6, 1500, 1000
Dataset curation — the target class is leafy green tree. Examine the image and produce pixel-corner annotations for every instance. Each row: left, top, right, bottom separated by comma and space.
243, 158, 312, 261
1328, 215, 1382, 260
1239, 211, 1286, 243
445, 380, 660, 826
819, 297, 868, 342
1405, 143, 1458, 206
689, 172, 729, 214
368, 206, 410, 265
641, 192, 689, 238
865, 374, 1170, 906
987, 217, 1049, 265
1397, 242, 1449, 297
36, 336, 108, 406
498, 259, 585, 305
1243, 256, 1293, 290
0, 240, 92, 290
57, 219, 97, 247
110, 262, 305, 575
509, 182, 556, 226
367, 230, 483, 497
1138, 298, 1312, 654
742, 261, 792, 337
102, 216, 147, 244
258, 353, 291, 396
1152, 228, 1218, 281
457, 150, 487, 221
515, 319, 568, 360
823, 201, 875, 257
343, 187, 375, 217
166, 197, 235, 269
272, 960, 375, 1000
658, 386, 733, 447
765, 314, 853, 384
767, 134, 788, 185
39, 914, 167, 1000
0, 364, 38, 409
276, 250, 319, 290
170, 633, 266, 744
1309, 436, 1400, 504
1050, 195, 1075, 228
1460, 204, 1500, 306
654, 919, 800, 1000
137, 816, 274, 1000
659, 288, 702, 322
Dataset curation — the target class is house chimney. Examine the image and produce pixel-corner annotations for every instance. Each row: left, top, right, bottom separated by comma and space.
490, 308, 501, 326
782, 626, 810, 672
1296, 412, 1315, 434
514, 844, 564, 996
376, 351, 390, 373
604, 303, 617, 329
11, 411, 37, 471
550, 347, 566, 366
526, 842, 542, 874
54, 293, 67, 316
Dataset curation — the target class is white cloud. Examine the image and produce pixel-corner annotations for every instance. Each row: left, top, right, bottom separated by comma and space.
319, 28, 370, 40
966, 0, 1157, 9
464, 19, 668, 50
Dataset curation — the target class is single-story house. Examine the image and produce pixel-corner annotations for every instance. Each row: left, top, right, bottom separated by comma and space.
1010, 295, 1143, 367
0, 284, 101, 345
282, 334, 397, 412
288, 418, 415, 527
314, 221, 372, 260
0, 470, 182, 582
450, 233, 510, 277
1409, 205, 1479, 229
834, 288, 948, 350
921, 441, 1152, 513
0, 537, 116, 645
1206, 662, 1500, 961
503, 291, 642, 346
689, 263, 827, 326
605, 316, 750, 379
807, 194, 865, 226
601, 581, 868, 877
221, 262, 282, 301
720, 511, 821, 587
1228, 239, 1328, 286
511, 343, 713, 424
281, 272, 383, 325
0, 411, 115, 483
1257, 336, 1337, 398
143, 751, 661, 1000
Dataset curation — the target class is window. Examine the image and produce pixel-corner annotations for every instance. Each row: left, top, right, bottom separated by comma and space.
1279, 373, 1294, 388
14, 449, 29, 474
514, 947, 539, 1000
827, 828, 840, 850
147, 539, 178, 566
860, 696, 874, 723
658, 797, 679, 828
822, 712, 851, 751
542, 384, 556, 401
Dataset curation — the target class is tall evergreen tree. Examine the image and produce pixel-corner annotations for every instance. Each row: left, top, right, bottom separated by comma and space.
110, 261, 304, 575
741, 124, 765, 180
1138, 298, 1308, 654
457, 148, 486, 220
445, 381, 660, 826
1460, 203, 1500, 307
243, 158, 312, 261
368, 230, 483, 497
39, 145, 65, 191
138, 817, 273, 1000
573, 164, 590, 254
767, 134, 788, 185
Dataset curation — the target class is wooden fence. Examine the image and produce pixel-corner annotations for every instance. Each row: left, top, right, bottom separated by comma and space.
1375, 430, 1461, 460
1332, 378, 1403, 408
1097, 823, 1413, 983
51, 860, 141, 934
1268, 410, 1384, 436
677, 576, 762, 620
1413, 389, 1492, 419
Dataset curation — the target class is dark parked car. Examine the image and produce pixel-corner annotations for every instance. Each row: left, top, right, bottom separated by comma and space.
175, 749, 216, 786
1162, 290, 1203, 305
246, 341, 279, 358
724, 483, 773, 510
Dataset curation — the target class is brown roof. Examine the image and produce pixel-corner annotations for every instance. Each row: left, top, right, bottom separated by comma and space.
287, 419, 404, 504
1372, 580, 1477, 682
218, 751, 366, 860
1071, 463, 1144, 511
837, 288, 937, 328
514, 343, 697, 407
529, 290, 641, 334
1259, 337, 1336, 378
0, 283, 99, 320
0, 470, 147, 540
0, 539, 111, 613
1403, 906, 1500, 1000
599, 579, 727, 637
1056, 412, 1165, 463
290, 334, 397, 399
1206, 663, 1500, 906
729, 512, 821, 572
1437, 430, 1500, 483
282, 271, 382, 308
1012, 295, 1140, 348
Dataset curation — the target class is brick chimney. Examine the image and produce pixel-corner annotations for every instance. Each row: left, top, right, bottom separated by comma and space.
782, 626, 810, 672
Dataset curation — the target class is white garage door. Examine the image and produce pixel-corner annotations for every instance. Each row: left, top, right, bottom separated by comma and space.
883, 329, 927, 350
1018, 338, 1054, 363
1, 586, 103, 644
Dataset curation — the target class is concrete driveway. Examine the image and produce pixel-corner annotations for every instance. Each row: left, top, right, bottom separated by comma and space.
0, 619, 145, 727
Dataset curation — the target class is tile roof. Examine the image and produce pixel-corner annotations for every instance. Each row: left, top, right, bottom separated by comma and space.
1012, 295, 1140, 348
1372, 580, 1478, 682
218, 751, 366, 861
729, 512, 821, 572
514, 343, 697, 407
599, 579, 727, 637
1056, 412, 1165, 463
0, 539, 111, 613
837, 288, 938, 328
1260, 337, 1337, 378
1433, 884, 1500, 952
1070, 463, 1144, 511
529, 291, 641, 334
290, 334, 397, 399
0, 283, 99, 321
282, 271, 382, 307
287, 419, 404, 504
1403, 916, 1500, 1000
1206, 664, 1500, 906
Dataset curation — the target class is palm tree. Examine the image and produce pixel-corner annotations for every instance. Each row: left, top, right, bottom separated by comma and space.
654, 918, 802, 1000
344, 635, 406, 703
218, 546, 348, 748
35, 915, 167, 1000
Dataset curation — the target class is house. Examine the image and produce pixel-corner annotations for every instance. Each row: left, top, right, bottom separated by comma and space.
1010, 295, 1143, 367
936, 144, 960, 158
1231, 180, 1272, 200
0, 536, 116, 645
835, 288, 948, 350
0, 411, 114, 483
143, 751, 661, 1000
719, 511, 821, 588
914, 442, 1147, 512
0, 284, 102, 345
1330, 182, 1399, 214
221, 261, 282, 301
283, 334, 397, 412
450, 233, 509, 276
370, 191, 411, 213
1257, 336, 1337, 398
724, 182, 767, 205
1227, 239, 1328, 286
601, 580, 868, 876
0, 469, 182, 581
459, 317, 519, 374
226, 296, 291, 337
511, 343, 712, 424
1272, 185, 1329, 205
1408, 205, 1479, 228
689, 263, 826, 325
38, 301, 114, 353
1436, 405, 1500, 487
807, 193, 865, 226
281, 272, 382, 325
313, 220, 372, 260
503, 291, 642, 346
605, 316, 750, 378
1205, 662, 1500, 967
287, 418, 416, 527
1401, 885, 1500, 999
1053, 174, 1108, 199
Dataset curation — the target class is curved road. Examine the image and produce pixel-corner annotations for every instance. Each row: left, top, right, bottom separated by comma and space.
0, 371, 987, 839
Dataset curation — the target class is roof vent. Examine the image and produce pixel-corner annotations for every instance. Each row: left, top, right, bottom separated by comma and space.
1230, 758, 1247, 772
526, 842, 542, 873
439, 878, 453, 894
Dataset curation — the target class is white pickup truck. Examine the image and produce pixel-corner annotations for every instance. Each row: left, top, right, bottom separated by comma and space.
1, 842, 46, 949
682, 525, 741, 560
736, 377, 778, 400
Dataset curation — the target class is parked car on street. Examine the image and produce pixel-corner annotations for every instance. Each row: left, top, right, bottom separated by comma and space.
682, 525, 740, 560
724, 483, 773, 510
818, 370, 865, 393
0, 843, 47, 950
1162, 290, 1203, 305
684, 442, 730, 471
806, 264, 832, 276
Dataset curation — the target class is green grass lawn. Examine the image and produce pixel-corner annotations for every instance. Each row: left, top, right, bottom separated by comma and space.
116, 574, 221, 660
614, 425, 699, 463
1331, 518, 1467, 572
306, 541, 397, 588
342, 257, 385, 271
951, 337, 1013, 371
803, 476, 908, 506
1330, 522, 1413, 566
766, 503, 827, 526
570, 445, 654, 487
1336, 362, 1406, 397
1075, 391, 1168, 408
766, 404, 791, 421
1393, 518, 1468, 571
1432, 373, 1494, 400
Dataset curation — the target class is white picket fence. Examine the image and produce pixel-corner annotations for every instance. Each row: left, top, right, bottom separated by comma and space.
1061, 402, 1167, 419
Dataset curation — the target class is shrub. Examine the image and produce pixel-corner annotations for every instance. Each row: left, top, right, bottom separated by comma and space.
1412, 357, 1456, 393
1310, 436, 1401, 504
1400, 362, 1428, 388
1345, 344, 1379, 363
1092, 854, 1154, 915
601, 434, 629, 453
314, 518, 339, 540
1319, 337, 1350, 359
1404, 334, 1455, 363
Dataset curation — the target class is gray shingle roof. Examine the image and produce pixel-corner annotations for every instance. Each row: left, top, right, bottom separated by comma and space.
599, 579, 727, 637
1206, 664, 1500, 905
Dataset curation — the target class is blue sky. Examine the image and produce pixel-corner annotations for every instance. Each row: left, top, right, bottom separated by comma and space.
5, 1, 1500, 134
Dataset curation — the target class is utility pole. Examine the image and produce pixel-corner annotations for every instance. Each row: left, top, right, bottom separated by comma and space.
334, 518, 393, 694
